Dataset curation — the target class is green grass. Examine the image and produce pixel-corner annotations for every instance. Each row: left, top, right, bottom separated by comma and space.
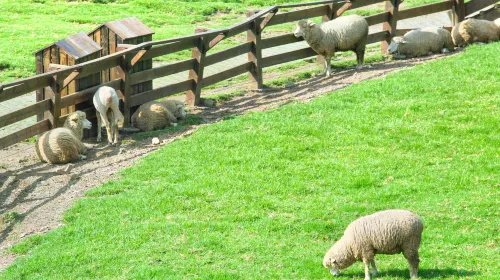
0, 0, 449, 83
2, 41, 500, 279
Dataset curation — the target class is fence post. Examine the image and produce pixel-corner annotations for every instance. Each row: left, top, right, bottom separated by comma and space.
315, 4, 338, 67
50, 74, 63, 128
381, 0, 401, 54
247, 10, 263, 90
186, 27, 209, 106
120, 53, 133, 127
451, 0, 465, 25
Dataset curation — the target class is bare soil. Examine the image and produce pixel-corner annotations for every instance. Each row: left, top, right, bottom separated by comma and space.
0, 53, 457, 271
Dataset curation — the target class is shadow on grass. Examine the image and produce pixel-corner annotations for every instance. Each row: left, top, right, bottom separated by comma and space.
342, 268, 477, 279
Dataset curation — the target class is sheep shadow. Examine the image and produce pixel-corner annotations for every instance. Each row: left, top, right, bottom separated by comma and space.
342, 268, 477, 279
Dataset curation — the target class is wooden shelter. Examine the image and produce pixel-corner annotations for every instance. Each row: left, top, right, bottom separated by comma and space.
35, 32, 102, 119
88, 17, 154, 95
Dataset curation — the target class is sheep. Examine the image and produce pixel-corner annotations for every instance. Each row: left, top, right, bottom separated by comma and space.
35, 111, 92, 164
93, 86, 124, 146
294, 15, 369, 76
323, 209, 423, 280
131, 99, 186, 131
387, 27, 455, 59
451, 18, 500, 47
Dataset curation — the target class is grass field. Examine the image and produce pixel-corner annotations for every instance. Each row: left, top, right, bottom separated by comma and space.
0, 0, 451, 83
1, 40, 499, 279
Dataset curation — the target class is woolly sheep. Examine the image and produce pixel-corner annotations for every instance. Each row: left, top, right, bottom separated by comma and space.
131, 99, 186, 131
294, 15, 369, 76
388, 27, 455, 59
451, 18, 500, 47
93, 86, 124, 146
323, 210, 423, 280
35, 111, 92, 164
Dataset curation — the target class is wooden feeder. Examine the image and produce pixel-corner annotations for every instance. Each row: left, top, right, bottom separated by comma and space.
88, 17, 154, 95
35, 32, 102, 119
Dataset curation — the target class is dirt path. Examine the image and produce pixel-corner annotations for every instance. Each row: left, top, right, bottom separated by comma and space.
0, 53, 457, 270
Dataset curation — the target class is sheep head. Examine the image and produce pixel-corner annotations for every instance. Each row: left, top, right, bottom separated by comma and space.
323, 240, 356, 276
64, 111, 92, 140
174, 104, 187, 120
294, 19, 316, 38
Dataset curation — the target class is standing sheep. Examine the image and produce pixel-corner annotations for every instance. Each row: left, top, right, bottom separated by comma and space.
35, 111, 92, 164
93, 86, 124, 146
387, 27, 455, 59
323, 210, 423, 280
294, 15, 369, 76
451, 18, 500, 47
131, 99, 186, 131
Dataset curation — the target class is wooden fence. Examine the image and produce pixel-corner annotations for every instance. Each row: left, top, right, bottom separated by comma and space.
0, 0, 496, 150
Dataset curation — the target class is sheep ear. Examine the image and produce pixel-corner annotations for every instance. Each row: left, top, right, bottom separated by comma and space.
331, 258, 337, 264
308, 21, 316, 28
70, 114, 79, 122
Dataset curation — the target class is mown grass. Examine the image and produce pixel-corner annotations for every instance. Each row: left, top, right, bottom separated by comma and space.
2, 41, 499, 279
1, 0, 448, 82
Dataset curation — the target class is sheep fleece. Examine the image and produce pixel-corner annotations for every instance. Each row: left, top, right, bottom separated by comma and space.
452, 18, 500, 47
392, 27, 454, 58
131, 101, 179, 131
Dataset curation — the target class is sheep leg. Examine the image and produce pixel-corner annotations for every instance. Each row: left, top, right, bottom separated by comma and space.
356, 47, 365, 70
165, 109, 178, 127
113, 122, 119, 145
324, 57, 332, 76
403, 250, 420, 279
99, 111, 114, 145
96, 114, 103, 142
370, 259, 378, 277
362, 258, 371, 280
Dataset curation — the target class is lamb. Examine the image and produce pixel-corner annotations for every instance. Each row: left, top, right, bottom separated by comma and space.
93, 86, 124, 146
35, 111, 92, 164
131, 99, 186, 131
387, 27, 455, 59
294, 15, 369, 76
451, 18, 500, 47
323, 210, 423, 280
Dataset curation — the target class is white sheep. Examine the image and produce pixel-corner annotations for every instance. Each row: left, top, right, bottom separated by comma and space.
131, 99, 186, 131
93, 86, 124, 146
451, 18, 500, 47
294, 15, 369, 76
388, 27, 455, 59
323, 210, 423, 280
35, 111, 92, 164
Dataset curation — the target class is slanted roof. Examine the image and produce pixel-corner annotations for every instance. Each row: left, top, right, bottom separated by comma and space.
35, 32, 102, 59
104, 17, 155, 40
465, 4, 500, 19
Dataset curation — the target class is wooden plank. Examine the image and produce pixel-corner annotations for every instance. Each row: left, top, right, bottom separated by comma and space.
0, 120, 51, 151
262, 46, 317, 68
35, 52, 44, 122
465, 0, 497, 16
140, 39, 198, 61
186, 34, 207, 106
350, 0, 385, 10
262, 33, 304, 49
367, 30, 390, 44
205, 42, 252, 66
130, 80, 194, 107
0, 99, 51, 129
247, 11, 263, 90
226, 21, 253, 37
60, 79, 121, 108
278, 1, 347, 8
0, 76, 53, 102
267, 5, 329, 27
365, 12, 390, 26
382, 0, 401, 54
452, 0, 466, 25
50, 74, 63, 128
398, 1, 453, 21
203, 62, 253, 87
129, 58, 195, 86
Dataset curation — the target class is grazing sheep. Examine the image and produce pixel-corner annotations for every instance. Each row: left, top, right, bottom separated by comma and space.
93, 86, 124, 146
388, 27, 455, 59
131, 99, 186, 131
323, 210, 423, 280
451, 18, 500, 47
35, 111, 92, 164
294, 15, 369, 76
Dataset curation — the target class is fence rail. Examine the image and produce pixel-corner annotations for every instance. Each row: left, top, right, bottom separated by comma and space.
0, 0, 493, 150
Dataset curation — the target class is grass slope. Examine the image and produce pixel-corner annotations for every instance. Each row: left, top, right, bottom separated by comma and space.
2, 43, 500, 279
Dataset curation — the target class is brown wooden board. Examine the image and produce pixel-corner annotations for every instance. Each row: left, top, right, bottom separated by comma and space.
350, 0, 385, 10
465, 0, 498, 15
266, 5, 329, 27
398, 1, 453, 20
262, 46, 317, 68
129, 58, 195, 86
130, 80, 194, 107
365, 12, 390, 26
0, 76, 53, 102
140, 39, 198, 61
0, 99, 51, 129
261, 33, 304, 49
203, 62, 253, 87
205, 42, 253, 66
0, 120, 51, 151
367, 31, 390, 44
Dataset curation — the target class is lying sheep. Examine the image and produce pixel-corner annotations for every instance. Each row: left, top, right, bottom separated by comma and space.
388, 27, 455, 59
131, 99, 186, 131
93, 86, 124, 146
35, 111, 92, 164
294, 15, 369, 76
323, 210, 423, 280
452, 18, 500, 47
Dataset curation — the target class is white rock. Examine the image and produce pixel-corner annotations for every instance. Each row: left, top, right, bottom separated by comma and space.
152, 137, 160, 145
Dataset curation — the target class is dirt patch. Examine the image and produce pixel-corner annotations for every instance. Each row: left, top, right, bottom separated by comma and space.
0, 52, 458, 271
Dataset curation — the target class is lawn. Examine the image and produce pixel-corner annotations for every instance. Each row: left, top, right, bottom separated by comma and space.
1, 40, 499, 279
0, 0, 451, 82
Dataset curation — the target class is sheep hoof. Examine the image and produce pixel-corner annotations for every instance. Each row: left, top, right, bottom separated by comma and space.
355, 65, 364, 70
97, 137, 102, 142
79, 155, 87, 160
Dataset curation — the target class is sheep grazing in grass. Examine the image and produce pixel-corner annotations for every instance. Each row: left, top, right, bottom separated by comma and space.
131, 99, 186, 131
323, 210, 423, 280
294, 15, 369, 76
388, 27, 455, 59
35, 111, 92, 164
93, 86, 124, 146
451, 18, 500, 47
